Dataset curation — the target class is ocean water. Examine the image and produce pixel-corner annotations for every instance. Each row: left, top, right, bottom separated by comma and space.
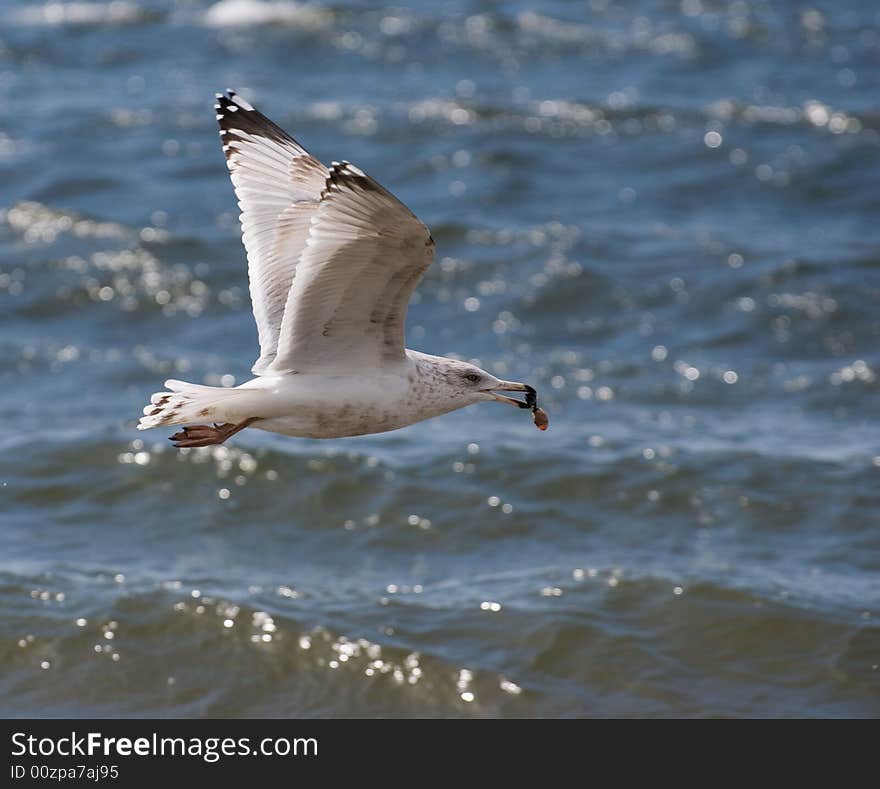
1, 0, 878, 718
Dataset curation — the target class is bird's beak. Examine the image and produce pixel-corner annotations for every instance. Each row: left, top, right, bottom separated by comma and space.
486, 381, 536, 410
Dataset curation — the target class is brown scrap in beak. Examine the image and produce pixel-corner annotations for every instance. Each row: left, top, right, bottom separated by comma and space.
532, 406, 549, 431
489, 381, 548, 431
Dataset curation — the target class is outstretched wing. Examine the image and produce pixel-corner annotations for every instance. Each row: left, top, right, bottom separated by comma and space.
270, 161, 434, 373
216, 91, 434, 375
216, 90, 327, 374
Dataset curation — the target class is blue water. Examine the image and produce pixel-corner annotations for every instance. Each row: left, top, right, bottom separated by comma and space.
1, 0, 878, 717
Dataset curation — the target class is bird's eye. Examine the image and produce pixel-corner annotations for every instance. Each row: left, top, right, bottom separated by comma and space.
465, 373, 481, 383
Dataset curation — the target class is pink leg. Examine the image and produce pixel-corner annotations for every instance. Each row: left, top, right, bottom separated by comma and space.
169, 417, 258, 448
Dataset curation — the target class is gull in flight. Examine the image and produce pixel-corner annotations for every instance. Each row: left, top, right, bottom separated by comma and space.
139, 91, 547, 447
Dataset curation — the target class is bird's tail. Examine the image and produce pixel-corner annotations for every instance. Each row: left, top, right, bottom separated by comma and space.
138, 379, 245, 430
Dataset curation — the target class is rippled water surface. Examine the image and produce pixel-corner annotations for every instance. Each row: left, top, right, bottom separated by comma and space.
1, 0, 879, 717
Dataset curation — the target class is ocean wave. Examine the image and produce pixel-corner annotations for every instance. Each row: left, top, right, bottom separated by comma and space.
1, 563, 874, 716
9, 1, 154, 27
2, 201, 132, 245
0, 578, 529, 716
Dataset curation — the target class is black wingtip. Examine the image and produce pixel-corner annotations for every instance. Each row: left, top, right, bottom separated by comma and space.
322, 160, 381, 198
213, 90, 295, 152
214, 90, 239, 111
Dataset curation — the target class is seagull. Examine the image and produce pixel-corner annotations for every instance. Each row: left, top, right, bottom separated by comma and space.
138, 90, 547, 448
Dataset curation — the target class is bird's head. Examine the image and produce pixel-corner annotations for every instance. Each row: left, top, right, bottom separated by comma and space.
428, 357, 538, 412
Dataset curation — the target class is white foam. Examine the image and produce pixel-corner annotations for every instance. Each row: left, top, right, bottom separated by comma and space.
202, 0, 332, 30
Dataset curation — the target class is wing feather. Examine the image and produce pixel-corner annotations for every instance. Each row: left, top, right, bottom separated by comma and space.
216, 92, 434, 375
268, 162, 434, 372
216, 90, 327, 374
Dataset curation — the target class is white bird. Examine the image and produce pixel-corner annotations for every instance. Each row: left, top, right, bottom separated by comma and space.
138, 90, 546, 448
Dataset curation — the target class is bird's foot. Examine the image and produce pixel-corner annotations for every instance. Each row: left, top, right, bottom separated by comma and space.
169, 418, 257, 448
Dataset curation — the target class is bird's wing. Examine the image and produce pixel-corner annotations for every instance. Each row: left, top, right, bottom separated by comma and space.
269, 161, 435, 373
216, 91, 435, 376
215, 90, 328, 374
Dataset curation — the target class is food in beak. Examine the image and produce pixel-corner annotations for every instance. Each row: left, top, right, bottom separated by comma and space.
532, 406, 549, 431
491, 383, 548, 431
524, 385, 549, 430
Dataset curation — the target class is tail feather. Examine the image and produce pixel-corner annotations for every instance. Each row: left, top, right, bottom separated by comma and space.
137, 379, 243, 430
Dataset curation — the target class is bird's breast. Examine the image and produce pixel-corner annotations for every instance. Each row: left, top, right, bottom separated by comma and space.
246, 369, 450, 438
